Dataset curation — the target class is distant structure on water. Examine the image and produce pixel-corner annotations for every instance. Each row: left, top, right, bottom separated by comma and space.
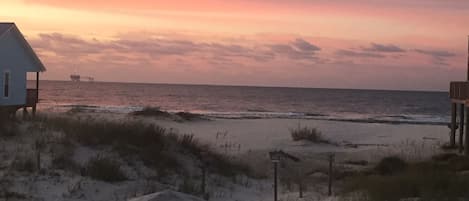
70, 74, 94, 82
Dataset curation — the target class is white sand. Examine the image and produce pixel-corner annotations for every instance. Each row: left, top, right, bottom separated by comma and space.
26, 112, 451, 201
154, 118, 448, 156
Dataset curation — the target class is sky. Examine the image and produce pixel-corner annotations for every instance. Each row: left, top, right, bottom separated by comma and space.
2, 0, 469, 91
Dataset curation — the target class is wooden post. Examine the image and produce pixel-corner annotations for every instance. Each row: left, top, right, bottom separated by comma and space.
328, 154, 334, 196
460, 104, 465, 153
299, 180, 303, 198
36, 72, 39, 102
201, 165, 206, 196
274, 162, 278, 201
35, 140, 41, 171
465, 106, 469, 156
451, 103, 457, 147
33, 72, 39, 117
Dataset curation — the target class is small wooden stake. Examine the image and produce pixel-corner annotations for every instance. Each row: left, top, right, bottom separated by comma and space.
460, 104, 465, 153
451, 103, 457, 147
465, 106, 469, 156
328, 154, 335, 196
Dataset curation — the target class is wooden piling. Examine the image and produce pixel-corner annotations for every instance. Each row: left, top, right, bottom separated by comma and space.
451, 103, 457, 147
328, 154, 334, 196
465, 106, 469, 156
460, 104, 465, 153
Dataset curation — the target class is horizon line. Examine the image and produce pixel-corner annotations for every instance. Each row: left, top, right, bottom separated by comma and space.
30, 79, 449, 93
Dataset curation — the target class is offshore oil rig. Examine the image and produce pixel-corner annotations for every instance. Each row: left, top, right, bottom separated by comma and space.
449, 36, 469, 155
70, 74, 94, 82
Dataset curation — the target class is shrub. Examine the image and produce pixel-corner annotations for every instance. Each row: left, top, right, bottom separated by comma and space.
84, 157, 126, 182
31, 115, 254, 178
0, 114, 18, 137
343, 155, 469, 201
52, 152, 79, 172
131, 107, 171, 117
374, 156, 407, 175
432, 153, 459, 162
175, 112, 203, 121
290, 125, 328, 143
12, 157, 35, 173
344, 164, 469, 201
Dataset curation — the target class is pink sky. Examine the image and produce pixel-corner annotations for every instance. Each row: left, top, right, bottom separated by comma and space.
3, 0, 469, 90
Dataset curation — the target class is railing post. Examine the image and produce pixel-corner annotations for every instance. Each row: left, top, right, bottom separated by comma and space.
460, 104, 465, 153
465, 105, 469, 156
451, 103, 457, 147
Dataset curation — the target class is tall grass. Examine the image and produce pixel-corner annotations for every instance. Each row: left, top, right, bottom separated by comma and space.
30, 115, 252, 178
290, 125, 330, 144
343, 156, 469, 201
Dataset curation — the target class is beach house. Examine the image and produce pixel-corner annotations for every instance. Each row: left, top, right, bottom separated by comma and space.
449, 37, 469, 155
0, 23, 45, 116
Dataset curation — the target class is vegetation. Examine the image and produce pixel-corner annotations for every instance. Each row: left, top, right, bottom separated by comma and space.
290, 125, 329, 144
12, 156, 35, 173
131, 107, 206, 122
84, 157, 127, 182
374, 156, 407, 175
175, 112, 204, 121
0, 113, 19, 137
131, 107, 171, 117
31, 115, 253, 178
343, 155, 469, 201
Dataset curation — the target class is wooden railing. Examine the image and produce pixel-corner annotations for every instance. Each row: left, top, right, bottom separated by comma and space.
450, 81, 469, 100
26, 88, 38, 106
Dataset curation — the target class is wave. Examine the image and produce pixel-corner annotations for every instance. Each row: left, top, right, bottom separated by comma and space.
46, 104, 448, 126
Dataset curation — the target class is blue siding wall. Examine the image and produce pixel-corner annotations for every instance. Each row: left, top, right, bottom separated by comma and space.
0, 29, 32, 106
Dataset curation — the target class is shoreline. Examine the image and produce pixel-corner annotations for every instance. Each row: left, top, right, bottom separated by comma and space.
45, 110, 449, 161
39, 104, 449, 126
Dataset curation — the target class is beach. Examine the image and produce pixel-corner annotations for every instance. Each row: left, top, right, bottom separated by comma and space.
22, 80, 452, 200
55, 110, 450, 201
0, 81, 454, 201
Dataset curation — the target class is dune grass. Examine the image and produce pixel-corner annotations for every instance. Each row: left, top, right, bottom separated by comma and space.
84, 156, 127, 182
131, 107, 172, 117
290, 125, 330, 144
343, 155, 469, 201
30, 115, 253, 178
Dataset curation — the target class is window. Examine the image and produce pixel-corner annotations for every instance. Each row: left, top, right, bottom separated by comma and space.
3, 71, 10, 98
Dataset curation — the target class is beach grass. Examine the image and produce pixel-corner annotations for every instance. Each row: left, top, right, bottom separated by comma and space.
30, 115, 253, 178
343, 155, 469, 201
84, 156, 127, 182
290, 124, 330, 144
131, 106, 172, 117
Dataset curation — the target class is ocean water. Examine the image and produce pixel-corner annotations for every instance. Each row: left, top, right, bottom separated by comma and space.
35, 80, 450, 125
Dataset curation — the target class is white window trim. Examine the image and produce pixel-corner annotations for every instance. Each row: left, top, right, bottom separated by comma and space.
3, 70, 10, 99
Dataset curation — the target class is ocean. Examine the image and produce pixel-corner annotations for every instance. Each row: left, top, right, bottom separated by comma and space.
35, 80, 450, 125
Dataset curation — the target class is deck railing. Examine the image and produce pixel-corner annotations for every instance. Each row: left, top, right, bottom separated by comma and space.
26, 88, 38, 106
450, 81, 469, 100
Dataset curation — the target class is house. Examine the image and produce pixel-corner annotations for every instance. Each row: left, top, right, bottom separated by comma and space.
449, 36, 469, 155
0, 23, 46, 116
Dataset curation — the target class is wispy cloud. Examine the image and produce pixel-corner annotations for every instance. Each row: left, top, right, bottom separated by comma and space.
335, 49, 385, 58
29, 33, 323, 69
414, 48, 456, 66
414, 49, 456, 57
362, 43, 406, 53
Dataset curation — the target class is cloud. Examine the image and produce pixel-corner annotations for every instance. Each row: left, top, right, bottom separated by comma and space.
414, 49, 456, 57
362, 43, 406, 53
335, 49, 385, 58
268, 38, 321, 60
291, 38, 321, 52
29, 33, 324, 71
414, 48, 456, 66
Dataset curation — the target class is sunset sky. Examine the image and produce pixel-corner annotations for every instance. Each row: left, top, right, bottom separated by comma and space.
2, 0, 469, 90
